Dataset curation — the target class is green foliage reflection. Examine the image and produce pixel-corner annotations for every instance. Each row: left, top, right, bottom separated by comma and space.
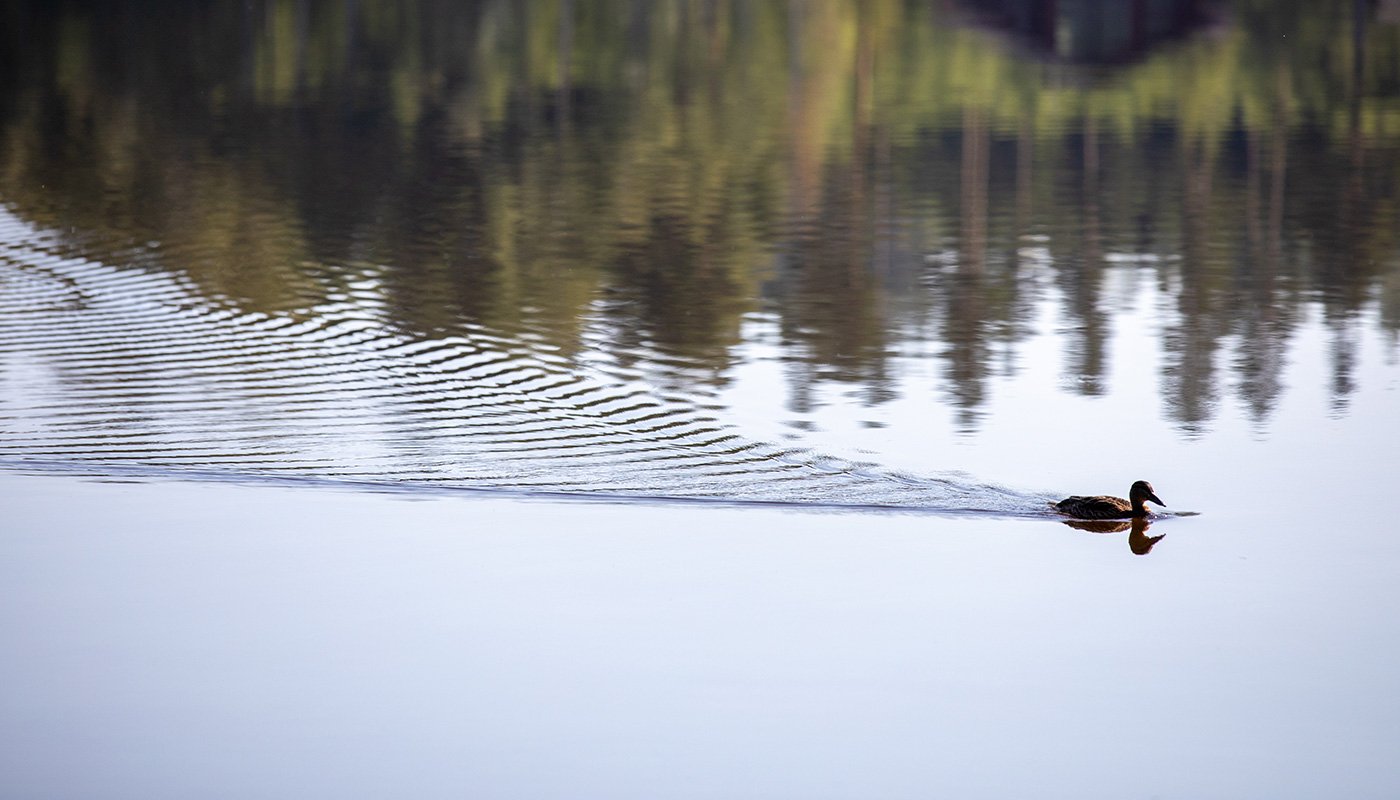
0, 0, 1397, 428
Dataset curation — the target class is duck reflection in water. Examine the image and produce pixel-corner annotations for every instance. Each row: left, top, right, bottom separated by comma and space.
1063, 516, 1165, 556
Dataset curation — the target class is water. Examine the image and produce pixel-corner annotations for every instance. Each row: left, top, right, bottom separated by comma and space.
2, 1, 1400, 796
5, 472, 1398, 799
0, 205, 1037, 512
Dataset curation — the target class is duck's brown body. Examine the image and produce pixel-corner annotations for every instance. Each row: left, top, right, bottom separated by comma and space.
1054, 480, 1164, 520
1054, 495, 1143, 519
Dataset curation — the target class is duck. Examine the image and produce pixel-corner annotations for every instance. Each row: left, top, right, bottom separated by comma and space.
1054, 480, 1164, 520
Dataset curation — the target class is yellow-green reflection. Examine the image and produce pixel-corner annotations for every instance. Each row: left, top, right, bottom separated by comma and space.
1, 0, 1396, 428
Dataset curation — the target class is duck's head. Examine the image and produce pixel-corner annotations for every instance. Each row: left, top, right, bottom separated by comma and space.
1130, 480, 1164, 507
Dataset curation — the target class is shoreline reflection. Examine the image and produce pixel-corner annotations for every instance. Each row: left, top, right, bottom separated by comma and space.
0, 0, 1396, 441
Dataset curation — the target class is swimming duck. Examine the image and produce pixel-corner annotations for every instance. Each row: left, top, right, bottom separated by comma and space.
1054, 480, 1164, 520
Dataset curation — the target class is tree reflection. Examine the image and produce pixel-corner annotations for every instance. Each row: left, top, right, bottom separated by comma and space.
0, 0, 1397, 431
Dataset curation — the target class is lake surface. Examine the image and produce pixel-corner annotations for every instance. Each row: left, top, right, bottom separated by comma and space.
2, 1, 1400, 797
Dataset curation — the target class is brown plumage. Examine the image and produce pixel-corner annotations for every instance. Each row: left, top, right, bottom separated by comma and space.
1054, 480, 1164, 520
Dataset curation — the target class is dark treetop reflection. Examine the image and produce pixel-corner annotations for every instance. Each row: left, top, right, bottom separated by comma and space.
0, 0, 1397, 454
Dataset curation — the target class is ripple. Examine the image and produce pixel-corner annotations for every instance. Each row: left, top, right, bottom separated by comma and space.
0, 206, 1043, 516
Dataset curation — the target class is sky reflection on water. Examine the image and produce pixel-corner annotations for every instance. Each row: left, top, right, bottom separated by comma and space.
4, 471, 1400, 798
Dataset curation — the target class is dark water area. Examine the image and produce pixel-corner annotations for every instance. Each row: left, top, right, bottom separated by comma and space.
4, 2, 1400, 797
2, 0, 1397, 456
0, 3, 1397, 515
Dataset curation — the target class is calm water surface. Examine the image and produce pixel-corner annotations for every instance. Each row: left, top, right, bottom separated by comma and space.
2, 0, 1399, 796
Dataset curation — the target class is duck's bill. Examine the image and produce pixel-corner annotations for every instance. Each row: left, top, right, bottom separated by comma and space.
1148, 491, 1165, 506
